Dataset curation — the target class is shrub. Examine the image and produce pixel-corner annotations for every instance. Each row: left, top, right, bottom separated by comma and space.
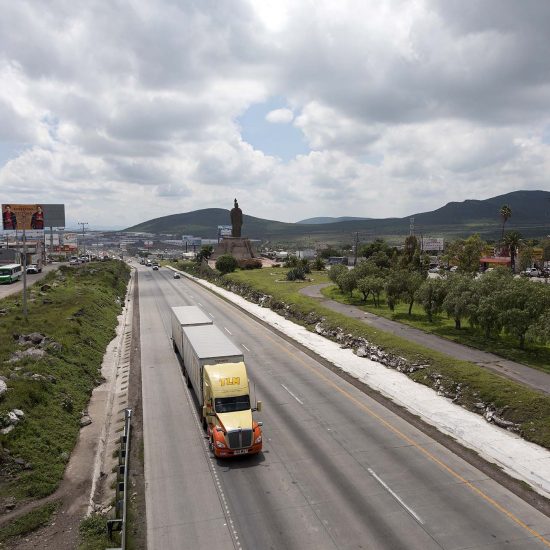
286, 267, 306, 281
312, 257, 325, 271
238, 258, 262, 270
215, 254, 238, 275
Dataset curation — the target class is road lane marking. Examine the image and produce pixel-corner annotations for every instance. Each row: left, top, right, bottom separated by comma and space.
202, 293, 550, 547
242, 344, 250, 352
224, 326, 232, 335
208, 311, 215, 318
197, 301, 203, 306
281, 384, 304, 405
368, 468, 424, 524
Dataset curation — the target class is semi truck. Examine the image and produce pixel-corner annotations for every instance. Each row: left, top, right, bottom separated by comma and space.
170, 306, 263, 458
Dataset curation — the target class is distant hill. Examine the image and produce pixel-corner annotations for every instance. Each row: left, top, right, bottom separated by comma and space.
125, 190, 550, 244
297, 216, 370, 224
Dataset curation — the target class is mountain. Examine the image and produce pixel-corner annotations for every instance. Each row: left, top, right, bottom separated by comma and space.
125, 190, 550, 243
297, 216, 370, 224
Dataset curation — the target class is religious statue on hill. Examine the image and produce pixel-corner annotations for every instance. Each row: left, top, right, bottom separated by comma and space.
230, 198, 243, 238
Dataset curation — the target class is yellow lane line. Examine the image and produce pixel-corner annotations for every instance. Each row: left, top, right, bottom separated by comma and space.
203, 285, 550, 547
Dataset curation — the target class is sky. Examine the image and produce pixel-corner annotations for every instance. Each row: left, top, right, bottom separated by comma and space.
1, 0, 550, 229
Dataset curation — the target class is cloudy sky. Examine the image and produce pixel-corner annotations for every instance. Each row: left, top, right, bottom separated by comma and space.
1, 0, 550, 229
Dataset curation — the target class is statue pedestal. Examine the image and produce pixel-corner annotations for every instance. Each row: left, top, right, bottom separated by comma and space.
211, 237, 256, 260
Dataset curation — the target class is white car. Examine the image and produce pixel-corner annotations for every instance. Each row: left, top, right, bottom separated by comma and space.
26, 264, 40, 274
523, 268, 541, 277
173, 272, 180, 279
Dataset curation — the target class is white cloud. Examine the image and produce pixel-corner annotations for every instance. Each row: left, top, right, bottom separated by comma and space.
1, 0, 550, 227
265, 108, 294, 124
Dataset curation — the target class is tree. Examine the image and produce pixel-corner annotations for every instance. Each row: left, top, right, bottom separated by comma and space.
497, 279, 550, 348
500, 204, 512, 241
337, 270, 357, 296
312, 256, 325, 271
443, 274, 476, 329
400, 235, 419, 269
542, 238, 550, 263
503, 231, 523, 272
384, 270, 403, 311
215, 254, 238, 275
417, 279, 447, 322
196, 245, 213, 263
518, 244, 534, 273
328, 264, 347, 284
357, 276, 384, 306
359, 239, 390, 259
286, 267, 306, 281
400, 271, 424, 315
354, 258, 383, 280
444, 235, 485, 275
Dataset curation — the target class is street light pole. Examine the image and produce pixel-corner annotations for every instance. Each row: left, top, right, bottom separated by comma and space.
78, 222, 88, 257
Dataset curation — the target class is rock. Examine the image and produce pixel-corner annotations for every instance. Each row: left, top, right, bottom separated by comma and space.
14, 457, 26, 466
315, 323, 324, 334
31, 373, 47, 381
80, 415, 92, 427
8, 348, 46, 362
5, 497, 16, 511
40, 284, 52, 292
1, 426, 14, 435
355, 347, 368, 357
492, 415, 519, 430
28, 332, 46, 344
7, 411, 19, 423
13, 409, 24, 418
0, 379, 7, 397
475, 402, 485, 410
0, 308, 7, 316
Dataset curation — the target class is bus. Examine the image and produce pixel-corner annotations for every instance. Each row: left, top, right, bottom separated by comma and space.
0, 264, 23, 284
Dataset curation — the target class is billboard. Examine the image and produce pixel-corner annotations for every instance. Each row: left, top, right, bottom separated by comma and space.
422, 237, 444, 251
218, 225, 232, 237
2, 203, 65, 231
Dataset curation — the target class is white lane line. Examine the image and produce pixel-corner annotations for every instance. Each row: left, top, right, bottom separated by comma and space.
242, 344, 251, 352
224, 327, 232, 335
197, 301, 203, 306
367, 468, 424, 525
208, 312, 215, 318
281, 384, 304, 405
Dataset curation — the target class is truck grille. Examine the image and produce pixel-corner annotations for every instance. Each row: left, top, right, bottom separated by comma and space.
227, 429, 253, 449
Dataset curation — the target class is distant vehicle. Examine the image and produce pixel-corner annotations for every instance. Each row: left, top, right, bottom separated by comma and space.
0, 264, 23, 284
173, 272, 180, 279
26, 264, 40, 274
327, 256, 348, 266
146, 261, 152, 267
152, 265, 159, 270
523, 268, 541, 277
70, 256, 79, 265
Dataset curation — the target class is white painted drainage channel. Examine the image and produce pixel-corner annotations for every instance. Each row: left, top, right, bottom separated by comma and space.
88, 269, 135, 514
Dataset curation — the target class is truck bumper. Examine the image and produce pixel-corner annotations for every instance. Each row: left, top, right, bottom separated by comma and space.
214, 442, 262, 458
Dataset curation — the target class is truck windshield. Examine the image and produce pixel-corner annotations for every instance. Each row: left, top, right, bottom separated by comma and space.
215, 395, 250, 413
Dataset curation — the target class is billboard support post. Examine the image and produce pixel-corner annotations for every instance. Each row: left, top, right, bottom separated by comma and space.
22, 221, 28, 321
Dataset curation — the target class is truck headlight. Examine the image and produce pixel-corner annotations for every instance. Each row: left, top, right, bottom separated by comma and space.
255, 435, 262, 444
215, 441, 226, 448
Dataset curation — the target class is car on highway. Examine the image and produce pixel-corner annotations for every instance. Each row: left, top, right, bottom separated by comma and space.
522, 267, 541, 277
152, 265, 159, 271
26, 264, 41, 274
173, 272, 180, 279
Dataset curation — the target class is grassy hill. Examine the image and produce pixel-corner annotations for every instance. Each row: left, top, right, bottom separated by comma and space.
125, 190, 550, 244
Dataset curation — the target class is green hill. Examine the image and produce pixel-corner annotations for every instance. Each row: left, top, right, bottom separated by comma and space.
125, 190, 550, 244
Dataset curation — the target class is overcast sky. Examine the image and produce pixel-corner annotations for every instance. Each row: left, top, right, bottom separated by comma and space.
1, 0, 550, 229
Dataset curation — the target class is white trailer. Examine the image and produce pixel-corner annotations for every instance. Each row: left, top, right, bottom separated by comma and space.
171, 306, 213, 354
179, 324, 244, 407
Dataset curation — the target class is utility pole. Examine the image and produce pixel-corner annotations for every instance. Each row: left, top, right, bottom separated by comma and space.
78, 222, 88, 257
409, 217, 415, 237
353, 232, 359, 266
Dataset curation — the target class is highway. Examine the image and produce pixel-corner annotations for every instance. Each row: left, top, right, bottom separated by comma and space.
137, 263, 550, 550
0, 263, 58, 300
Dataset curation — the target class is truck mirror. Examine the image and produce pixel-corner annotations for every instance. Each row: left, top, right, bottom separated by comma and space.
256, 401, 262, 412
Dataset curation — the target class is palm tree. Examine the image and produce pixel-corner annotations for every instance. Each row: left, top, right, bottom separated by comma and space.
500, 205, 512, 241
503, 230, 522, 272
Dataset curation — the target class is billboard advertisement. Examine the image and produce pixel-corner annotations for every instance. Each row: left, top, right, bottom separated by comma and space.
218, 225, 232, 237
2, 203, 65, 230
422, 237, 444, 251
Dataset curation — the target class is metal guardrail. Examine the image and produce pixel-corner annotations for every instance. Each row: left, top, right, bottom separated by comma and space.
107, 408, 132, 549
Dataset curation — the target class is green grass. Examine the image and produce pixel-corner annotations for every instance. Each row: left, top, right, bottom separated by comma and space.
0, 261, 130, 503
217, 267, 550, 449
0, 501, 60, 543
78, 513, 118, 550
320, 285, 550, 374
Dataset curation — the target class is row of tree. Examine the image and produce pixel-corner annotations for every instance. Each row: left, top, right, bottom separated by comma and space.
328, 262, 550, 349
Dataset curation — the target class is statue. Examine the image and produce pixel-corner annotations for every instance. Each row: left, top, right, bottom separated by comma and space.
230, 198, 243, 238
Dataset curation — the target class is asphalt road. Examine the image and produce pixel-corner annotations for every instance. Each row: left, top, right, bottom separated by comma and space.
0, 263, 59, 300
137, 263, 550, 550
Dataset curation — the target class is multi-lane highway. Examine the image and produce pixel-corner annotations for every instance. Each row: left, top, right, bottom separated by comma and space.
137, 263, 550, 550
